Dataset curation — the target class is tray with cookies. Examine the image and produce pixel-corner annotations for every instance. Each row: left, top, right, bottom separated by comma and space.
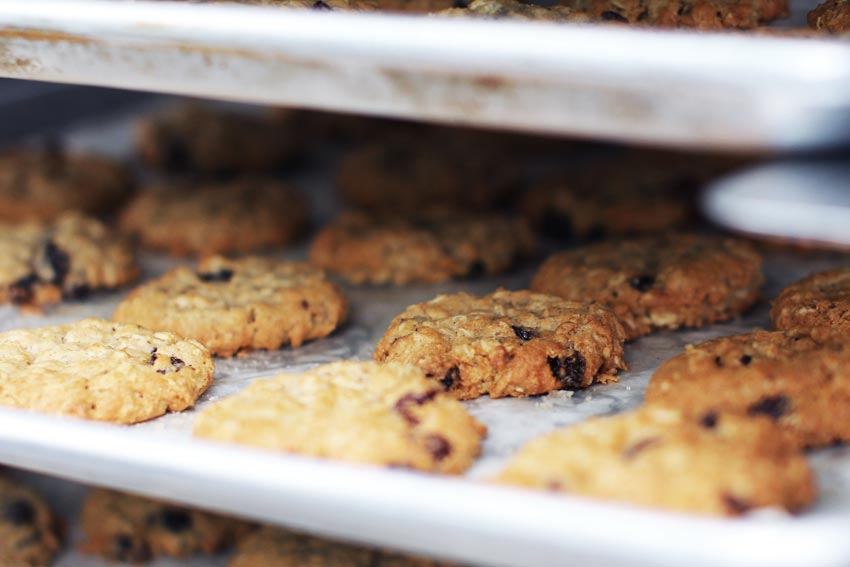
1, 98, 850, 566
1, 0, 850, 151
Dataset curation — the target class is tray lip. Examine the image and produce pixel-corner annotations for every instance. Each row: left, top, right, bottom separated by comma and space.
1, 405, 849, 567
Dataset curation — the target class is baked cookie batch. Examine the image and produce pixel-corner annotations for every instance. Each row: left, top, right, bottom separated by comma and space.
0, 101, 847, 563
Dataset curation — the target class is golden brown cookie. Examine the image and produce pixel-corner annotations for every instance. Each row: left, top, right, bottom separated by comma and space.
136, 105, 304, 175
560, 0, 788, 28
114, 256, 348, 357
309, 212, 535, 285
531, 234, 764, 340
374, 289, 627, 399
495, 408, 815, 516
119, 179, 307, 256
0, 144, 130, 222
194, 361, 486, 474
0, 318, 214, 424
809, 0, 850, 32
229, 525, 451, 567
646, 328, 850, 448
0, 213, 138, 310
0, 477, 61, 567
771, 269, 850, 334
81, 489, 250, 563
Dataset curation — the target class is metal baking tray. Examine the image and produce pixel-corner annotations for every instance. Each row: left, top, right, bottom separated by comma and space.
1, 107, 850, 567
1, 0, 850, 151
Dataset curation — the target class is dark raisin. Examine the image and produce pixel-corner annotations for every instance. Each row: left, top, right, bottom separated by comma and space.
628, 274, 655, 292
3, 500, 34, 525
9, 274, 38, 305
601, 9, 629, 21
441, 367, 460, 390
170, 356, 185, 371
622, 436, 661, 459
424, 435, 452, 461
301, 300, 310, 309
540, 212, 574, 240
740, 354, 752, 365
44, 240, 70, 285
466, 261, 486, 279
112, 534, 150, 562
197, 269, 234, 283
452, 0, 470, 6
547, 353, 586, 389
748, 396, 789, 420
158, 508, 193, 533
148, 348, 158, 365
162, 139, 190, 171
511, 325, 534, 341
700, 412, 718, 429
66, 284, 91, 300
394, 390, 439, 425
312, 0, 333, 8
722, 493, 751, 515
714, 356, 723, 367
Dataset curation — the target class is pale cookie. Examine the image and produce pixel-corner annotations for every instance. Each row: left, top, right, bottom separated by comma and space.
374, 289, 627, 400
309, 212, 535, 285
114, 256, 348, 357
646, 328, 850, 448
119, 179, 307, 256
194, 361, 486, 474
230, 525, 451, 567
439, 0, 593, 20
0, 318, 214, 424
495, 408, 815, 516
771, 268, 850, 334
0, 143, 130, 222
81, 489, 251, 563
136, 105, 303, 175
0, 213, 138, 309
0, 477, 61, 567
531, 234, 763, 340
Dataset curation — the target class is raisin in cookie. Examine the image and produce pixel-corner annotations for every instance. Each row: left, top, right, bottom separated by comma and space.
496, 408, 815, 516
136, 105, 303, 175
230, 525, 450, 567
0, 213, 138, 309
438, 0, 592, 20
531, 234, 763, 340
114, 256, 348, 357
309, 212, 535, 285
374, 289, 627, 399
809, 0, 850, 32
560, 0, 788, 28
0, 318, 214, 424
81, 489, 250, 563
646, 328, 850, 448
0, 144, 130, 222
336, 134, 520, 215
194, 361, 486, 474
771, 269, 850, 333
0, 477, 61, 567
119, 179, 307, 256
377, 0, 460, 12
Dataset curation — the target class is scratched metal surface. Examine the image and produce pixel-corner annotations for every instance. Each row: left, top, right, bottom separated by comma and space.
0, 102, 847, 567
0, 0, 849, 150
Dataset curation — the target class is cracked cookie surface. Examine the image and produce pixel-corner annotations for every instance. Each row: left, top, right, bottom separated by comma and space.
0, 213, 138, 309
771, 268, 850, 334
0, 477, 61, 567
496, 408, 815, 516
114, 256, 348, 357
646, 328, 850, 448
0, 145, 130, 222
374, 289, 627, 399
193, 361, 486, 474
309, 212, 535, 285
531, 234, 763, 340
438, 0, 593, 19
809, 0, 850, 32
0, 318, 214, 423
230, 525, 452, 567
119, 179, 307, 256
560, 0, 788, 28
81, 489, 250, 563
